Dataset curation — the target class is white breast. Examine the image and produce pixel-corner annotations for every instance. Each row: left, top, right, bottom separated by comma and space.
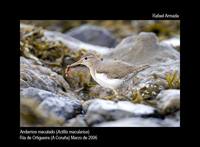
93, 71, 122, 89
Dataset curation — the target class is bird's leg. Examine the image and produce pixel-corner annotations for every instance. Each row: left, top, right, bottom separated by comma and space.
113, 89, 120, 98
113, 89, 128, 101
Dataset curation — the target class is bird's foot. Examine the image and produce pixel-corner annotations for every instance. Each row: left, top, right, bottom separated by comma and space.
103, 94, 116, 100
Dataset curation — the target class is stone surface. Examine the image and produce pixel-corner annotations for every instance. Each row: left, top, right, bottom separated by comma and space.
20, 87, 82, 121
45, 30, 110, 55
64, 115, 88, 127
104, 32, 179, 65
94, 116, 179, 127
129, 59, 180, 99
156, 89, 180, 115
20, 56, 70, 96
83, 99, 156, 125
160, 37, 180, 51
66, 24, 118, 47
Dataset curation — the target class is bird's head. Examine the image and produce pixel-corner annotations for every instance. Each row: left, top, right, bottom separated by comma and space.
69, 53, 102, 68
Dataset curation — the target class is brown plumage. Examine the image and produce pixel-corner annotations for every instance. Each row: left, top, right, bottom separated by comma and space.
96, 60, 149, 79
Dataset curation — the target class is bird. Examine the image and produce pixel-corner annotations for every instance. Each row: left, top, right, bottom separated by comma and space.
65, 53, 149, 99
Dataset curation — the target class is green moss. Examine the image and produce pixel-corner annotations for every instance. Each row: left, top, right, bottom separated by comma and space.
165, 71, 180, 89
20, 25, 70, 67
131, 83, 162, 106
132, 90, 143, 103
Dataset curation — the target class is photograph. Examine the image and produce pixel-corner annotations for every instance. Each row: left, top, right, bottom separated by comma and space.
20, 20, 180, 127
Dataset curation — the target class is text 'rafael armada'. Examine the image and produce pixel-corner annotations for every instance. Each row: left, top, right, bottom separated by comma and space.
152, 13, 179, 19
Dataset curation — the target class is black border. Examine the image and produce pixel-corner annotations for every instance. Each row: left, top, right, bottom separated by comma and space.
3, 8, 194, 145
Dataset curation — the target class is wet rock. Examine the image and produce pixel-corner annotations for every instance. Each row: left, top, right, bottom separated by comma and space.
66, 24, 118, 47
20, 87, 82, 122
64, 115, 88, 127
83, 99, 156, 125
156, 89, 180, 115
94, 116, 179, 127
105, 32, 179, 65
20, 56, 70, 96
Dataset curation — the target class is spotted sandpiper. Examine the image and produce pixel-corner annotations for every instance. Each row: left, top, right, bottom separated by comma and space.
65, 53, 149, 98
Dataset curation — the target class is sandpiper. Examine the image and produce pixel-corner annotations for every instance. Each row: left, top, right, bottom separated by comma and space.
65, 53, 149, 98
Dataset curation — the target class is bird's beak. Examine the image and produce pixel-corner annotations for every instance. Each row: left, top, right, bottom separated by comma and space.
69, 59, 83, 67
65, 59, 83, 77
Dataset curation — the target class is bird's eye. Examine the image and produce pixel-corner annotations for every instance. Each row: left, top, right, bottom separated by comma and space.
84, 57, 87, 60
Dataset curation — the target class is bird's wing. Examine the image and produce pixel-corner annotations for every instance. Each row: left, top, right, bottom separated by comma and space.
96, 60, 138, 79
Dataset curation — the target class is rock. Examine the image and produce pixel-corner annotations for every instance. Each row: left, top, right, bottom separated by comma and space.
45, 29, 110, 55
83, 99, 156, 125
20, 97, 59, 126
104, 32, 179, 65
94, 116, 179, 127
156, 89, 180, 115
63, 56, 75, 67
64, 115, 88, 127
162, 118, 180, 127
20, 87, 82, 122
66, 24, 118, 48
161, 37, 180, 51
162, 115, 180, 127
163, 110, 180, 127
20, 56, 70, 96
130, 59, 180, 94
94, 117, 162, 127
